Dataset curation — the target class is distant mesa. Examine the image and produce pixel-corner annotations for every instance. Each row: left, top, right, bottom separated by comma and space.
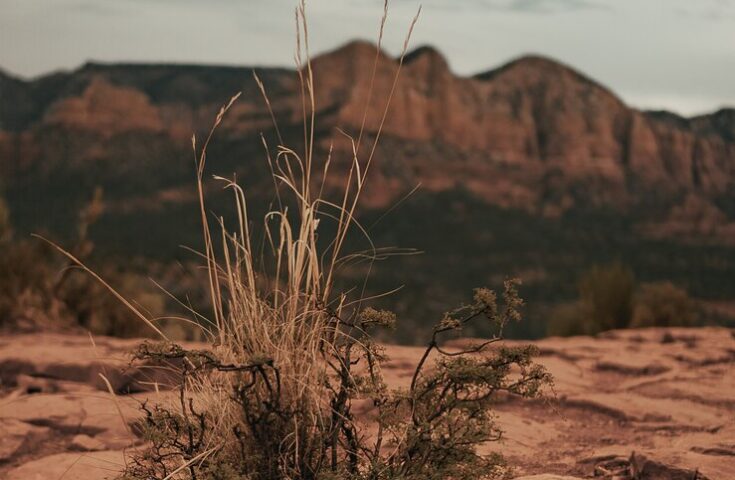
0, 40, 734, 217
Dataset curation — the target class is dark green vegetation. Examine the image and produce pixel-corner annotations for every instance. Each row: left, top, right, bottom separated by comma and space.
0, 190, 171, 337
357, 191, 735, 341
4, 183, 731, 342
547, 263, 700, 337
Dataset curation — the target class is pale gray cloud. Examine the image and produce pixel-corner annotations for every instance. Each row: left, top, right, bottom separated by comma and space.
675, 2, 735, 22
0, 0, 733, 115
494, 0, 608, 13
384, 0, 609, 12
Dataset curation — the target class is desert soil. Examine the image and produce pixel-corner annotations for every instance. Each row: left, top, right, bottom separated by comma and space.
1, 327, 733, 479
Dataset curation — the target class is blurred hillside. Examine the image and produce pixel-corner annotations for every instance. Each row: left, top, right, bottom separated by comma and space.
1, 41, 734, 341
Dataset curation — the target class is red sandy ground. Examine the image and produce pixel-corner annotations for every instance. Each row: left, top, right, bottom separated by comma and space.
1, 327, 733, 479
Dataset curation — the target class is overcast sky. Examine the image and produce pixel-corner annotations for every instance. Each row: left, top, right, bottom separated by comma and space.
1, 0, 734, 116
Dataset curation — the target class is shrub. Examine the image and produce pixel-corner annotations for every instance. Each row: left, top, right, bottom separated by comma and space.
124, 282, 549, 480
60, 268, 166, 337
548, 263, 634, 336
548, 265, 699, 336
0, 239, 63, 331
0, 241, 163, 338
548, 300, 591, 337
577, 262, 635, 332
631, 281, 698, 328
0, 191, 163, 337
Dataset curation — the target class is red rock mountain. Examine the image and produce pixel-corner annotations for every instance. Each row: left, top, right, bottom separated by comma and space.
2, 40, 734, 218
308, 42, 735, 213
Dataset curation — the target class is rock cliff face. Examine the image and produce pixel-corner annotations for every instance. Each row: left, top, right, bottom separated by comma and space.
1, 41, 734, 217
308, 42, 735, 212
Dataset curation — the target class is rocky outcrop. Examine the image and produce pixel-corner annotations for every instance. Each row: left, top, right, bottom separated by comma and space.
42, 77, 164, 135
305, 43, 735, 211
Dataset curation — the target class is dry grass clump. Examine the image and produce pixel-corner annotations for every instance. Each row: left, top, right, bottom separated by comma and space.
38, 2, 550, 478
124, 281, 548, 479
